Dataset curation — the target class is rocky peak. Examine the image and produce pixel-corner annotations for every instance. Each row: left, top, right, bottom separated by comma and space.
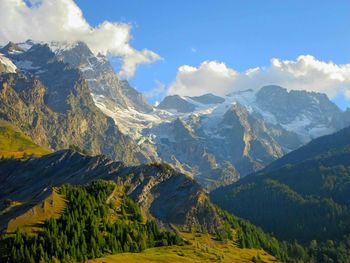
49, 40, 153, 113
157, 95, 196, 113
0, 42, 24, 55
119, 80, 153, 113
256, 85, 340, 124
190, 93, 225, 105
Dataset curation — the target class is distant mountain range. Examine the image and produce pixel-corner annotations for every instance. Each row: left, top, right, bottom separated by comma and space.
1, 40, 349, 190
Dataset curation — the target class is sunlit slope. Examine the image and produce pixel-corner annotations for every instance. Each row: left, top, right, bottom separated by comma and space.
0, 120, 51, 158
5, 188, 65, 234
88, 232, 280, 263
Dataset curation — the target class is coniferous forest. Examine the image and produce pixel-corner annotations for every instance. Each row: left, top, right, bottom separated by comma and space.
0, 180, 183, 262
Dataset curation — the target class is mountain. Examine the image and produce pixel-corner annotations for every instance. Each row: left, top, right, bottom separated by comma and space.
0, 41, 154, 164
157, 94, 225, 113
255, 85, 340, 141
89, 78, 344, 189
0, 149, 291, 262
0, 149, 221, 233
51, 41, 153, 113
1, 39, 349, 262
157, 95, 196, 113
191, 93, 226, 104
0, 40, 347, 191
211, 126, 350, 261
145, 87, 341, 189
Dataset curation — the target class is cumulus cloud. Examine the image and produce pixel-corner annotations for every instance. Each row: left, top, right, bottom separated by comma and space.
168, 61, 238, 96
168, 55, 350, 101
0, 0, 160, 78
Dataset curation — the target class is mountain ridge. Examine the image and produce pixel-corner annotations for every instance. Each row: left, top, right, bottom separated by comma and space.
0, 40, 349, 191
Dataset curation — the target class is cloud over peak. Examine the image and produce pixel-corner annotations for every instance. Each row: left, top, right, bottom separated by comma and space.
0, 0, 160, 78
168, 55, 350, 101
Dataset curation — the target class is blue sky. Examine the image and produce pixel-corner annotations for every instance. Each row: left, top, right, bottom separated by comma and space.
15, 0, 347, 108
74, 0, 350, 106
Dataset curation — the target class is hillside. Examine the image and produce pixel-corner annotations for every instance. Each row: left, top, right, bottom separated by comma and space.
0, 180, 184, 262
0, 150, 303, 262
211, 126, 350, 262
0, 150, 221, 233
0, 120, 50, 158
0, 178, 284, 263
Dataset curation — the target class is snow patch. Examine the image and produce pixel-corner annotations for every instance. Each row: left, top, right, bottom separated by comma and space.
0, 54, 17, 73
48, 41, 79, 55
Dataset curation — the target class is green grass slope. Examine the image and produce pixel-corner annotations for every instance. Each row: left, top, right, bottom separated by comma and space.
0, 120, 51, 158
88, 232, 280, 263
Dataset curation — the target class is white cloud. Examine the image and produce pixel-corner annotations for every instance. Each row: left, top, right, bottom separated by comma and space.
168, 56, 350, 101
168, 61, 239, 96
144, 80, 167, 98
0, 0, 160, 78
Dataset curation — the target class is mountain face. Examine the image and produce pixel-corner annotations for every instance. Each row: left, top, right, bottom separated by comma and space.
157, 95, 197, 113
211, 126, 350, 243
0, 150, 220, 233
0, 40, 347, 191
146, 87, 341, 189
90, 81, 343, 189
157, 94, 225, 112
0, 41, 154, 164
255, 85, 340, 141
51, 41, 153, 113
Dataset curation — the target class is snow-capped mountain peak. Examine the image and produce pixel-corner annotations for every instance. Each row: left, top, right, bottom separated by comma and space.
0, 39, 347, 190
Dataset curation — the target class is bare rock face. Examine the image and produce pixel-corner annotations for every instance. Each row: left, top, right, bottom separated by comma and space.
256, 85, 340, 138
52, 41, 153, 113
0, 42, 150, 164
